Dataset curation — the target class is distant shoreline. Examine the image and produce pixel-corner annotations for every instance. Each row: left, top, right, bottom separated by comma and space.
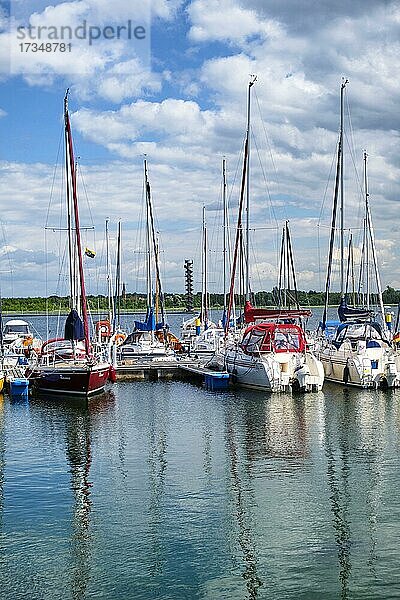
0, 305, 355, 317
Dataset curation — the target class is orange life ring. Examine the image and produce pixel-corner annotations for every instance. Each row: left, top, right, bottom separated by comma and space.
23, 336, 33, 347
95, 320, 112, 338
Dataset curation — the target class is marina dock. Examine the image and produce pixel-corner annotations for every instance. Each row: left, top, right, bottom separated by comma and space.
115, 357, 230, 389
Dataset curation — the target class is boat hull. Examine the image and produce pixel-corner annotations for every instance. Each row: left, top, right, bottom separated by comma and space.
319, 349, 400, 389
223, 348, 324, 393
29, 362, 111, 397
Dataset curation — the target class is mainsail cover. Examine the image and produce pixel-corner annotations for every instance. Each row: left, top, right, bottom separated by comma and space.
64, 309, 85, 340
338, 298, 373, 323
134, 307, 156, 331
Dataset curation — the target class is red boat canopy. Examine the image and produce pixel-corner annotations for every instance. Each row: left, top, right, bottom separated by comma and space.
244, 300, 312, 323
240, 321, 306, 354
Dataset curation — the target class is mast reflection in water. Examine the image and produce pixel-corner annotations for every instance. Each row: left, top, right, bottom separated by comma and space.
1, 381, 400, 599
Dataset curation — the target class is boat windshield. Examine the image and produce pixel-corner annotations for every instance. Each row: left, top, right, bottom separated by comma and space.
336, 323, 383, 343
240, 329, 265, 353
241, 325, 303, 354
4, 324, 30, 334
273, 330, 302, 352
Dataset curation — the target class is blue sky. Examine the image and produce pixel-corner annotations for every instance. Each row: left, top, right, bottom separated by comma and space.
0, 0, 399, 297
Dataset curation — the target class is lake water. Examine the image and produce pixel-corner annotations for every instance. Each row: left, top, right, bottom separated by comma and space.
1, 313, 400, 599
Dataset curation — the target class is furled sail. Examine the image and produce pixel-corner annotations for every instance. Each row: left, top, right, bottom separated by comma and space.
338, 297, 372, 323
64, 309, 85, 341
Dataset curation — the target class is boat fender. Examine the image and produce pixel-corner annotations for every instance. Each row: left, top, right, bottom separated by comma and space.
108, 365, 117, 383
231, 368, 238, 384
114, 333, 126, 345
378, 376, 388, 391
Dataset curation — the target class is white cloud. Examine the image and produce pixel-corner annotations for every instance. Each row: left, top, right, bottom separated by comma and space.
0, 0, 180, 102
1, 0, 400, 295
187, 0, 282, 44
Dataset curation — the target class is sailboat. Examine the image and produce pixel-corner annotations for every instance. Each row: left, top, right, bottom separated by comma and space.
0, 304, 5, 393
317, 80, 400, 388
27, 91, 111, 397
116, 159, 175, 363
220, 78, 324, 392
181, 204, 225, 357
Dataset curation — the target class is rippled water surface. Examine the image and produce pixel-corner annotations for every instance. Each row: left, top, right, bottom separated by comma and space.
1, 314, 400, 599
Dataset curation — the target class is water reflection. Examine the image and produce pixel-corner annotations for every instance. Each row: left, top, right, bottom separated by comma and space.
323, 386, 390, 599
0, 395, 4, 536
243, 393, 310, 463
66, 407, 93, 600
146, 393, 169, 577
324, 392, 352, 600
224, 403, 263, 599
30, 391, 116, 600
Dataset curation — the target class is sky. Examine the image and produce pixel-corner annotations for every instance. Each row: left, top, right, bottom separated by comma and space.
0, 0, 399, 298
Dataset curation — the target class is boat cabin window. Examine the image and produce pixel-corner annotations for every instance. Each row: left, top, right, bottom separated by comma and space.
273, 330, 301, 352
335, 323, 383, 345
240, 329, 265, 354
4, 324, 29, 334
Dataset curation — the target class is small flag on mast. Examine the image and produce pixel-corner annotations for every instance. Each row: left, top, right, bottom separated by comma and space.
84, 247, 96, 258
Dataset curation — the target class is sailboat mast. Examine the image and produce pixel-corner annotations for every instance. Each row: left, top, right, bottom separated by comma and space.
322, 129, 342, 328
225, 135, 249, 334
245, 75, 257, 302
64, 91, 90, 355
364, 152, 370, 309
144, 160, 153, 310
364, 151, 385, 326
340, 78, 348, 298
286, 222, 300, 310
113, 220, 121, 331
144, 160, 167, 327
105, 218, 114, 324
222, 158, 227, 315
201, 206, 208, 326
64, 91, 75, 311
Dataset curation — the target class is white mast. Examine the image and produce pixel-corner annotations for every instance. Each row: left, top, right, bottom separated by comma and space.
223, 158, 227, 315
105, 218, 114, 325
364, 151, 386, 327
201, 206, 208, 327
144, 159, 153, 311
339, 78, 349, 298
245, 75, 257, 301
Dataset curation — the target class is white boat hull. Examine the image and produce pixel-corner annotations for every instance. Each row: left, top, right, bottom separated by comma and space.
319, 343, 400, 388
222, 348, 324, 393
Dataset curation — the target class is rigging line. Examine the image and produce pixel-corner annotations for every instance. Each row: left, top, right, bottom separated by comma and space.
45, 121, 64, 229
318, 147, 337, 225
227, 144, 244, 213
287, 224, 300, 310
249, 231, 263, 297
251, 128, 280, 227
0, 221, 14, 297
134, 177, 147, 295
344, 91, 365, 227
317, 224, 323, 292
254, 87, 279, 188
76, 161, 96, 229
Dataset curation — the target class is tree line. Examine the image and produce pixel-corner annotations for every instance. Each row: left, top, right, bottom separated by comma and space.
1, 286, 399, 313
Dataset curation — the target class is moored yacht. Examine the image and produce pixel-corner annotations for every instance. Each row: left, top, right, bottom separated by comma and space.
27, 91, 111, 397
316, 81, 400, 389
222, 303, 324, 392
